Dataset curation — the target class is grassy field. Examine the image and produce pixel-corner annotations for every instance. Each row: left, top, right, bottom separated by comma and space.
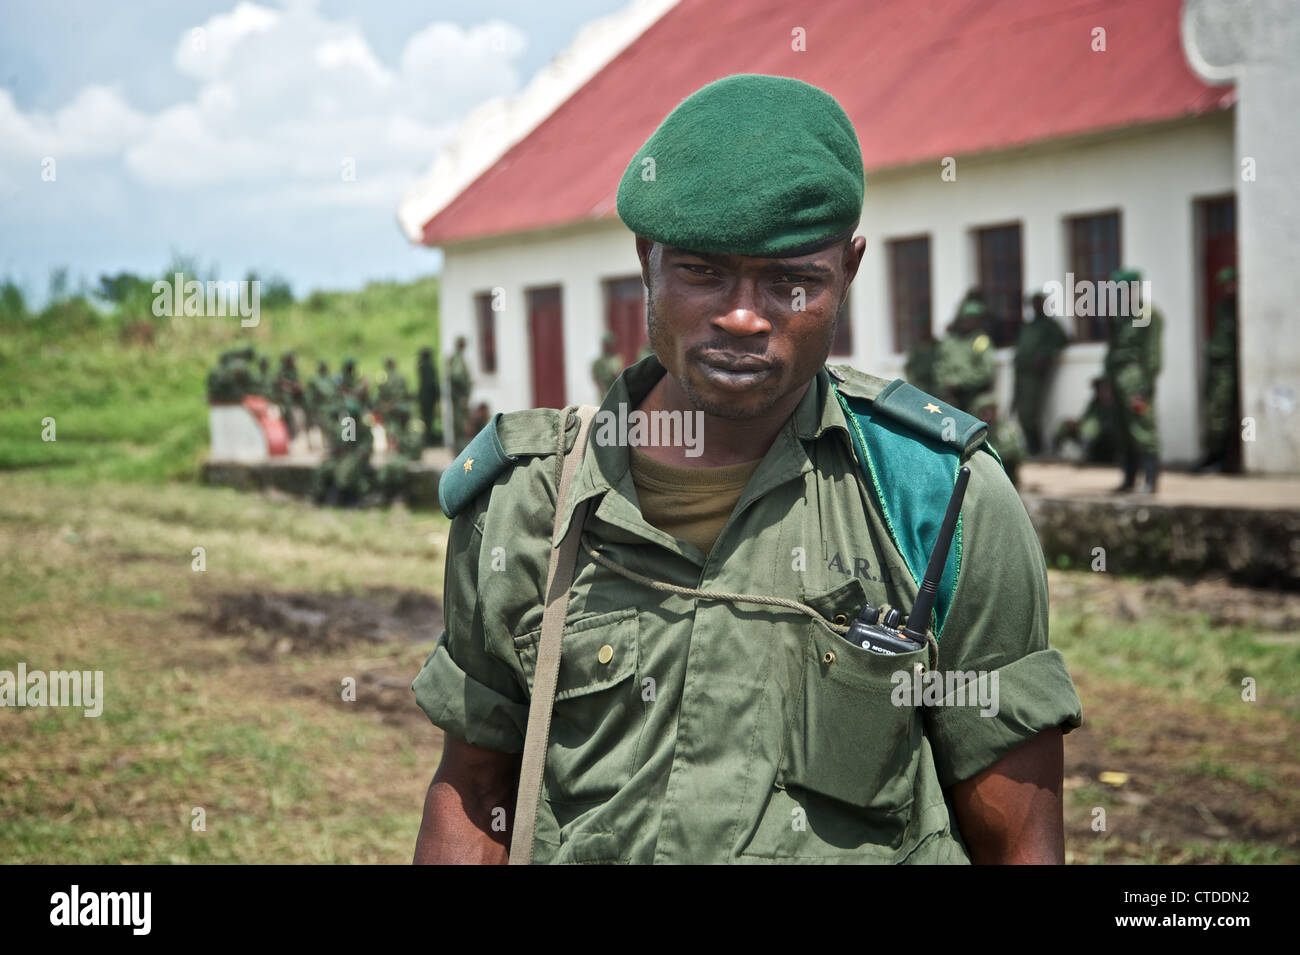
1, 274, 1296, 864
0, 276, 439, 484
1, 472, 1297, 864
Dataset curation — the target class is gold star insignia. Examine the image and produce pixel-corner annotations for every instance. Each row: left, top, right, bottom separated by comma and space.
924, 402, 941, 414
463, 458, 474, 473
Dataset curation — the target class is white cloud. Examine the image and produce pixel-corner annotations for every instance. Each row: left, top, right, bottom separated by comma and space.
0, 2, 528, 209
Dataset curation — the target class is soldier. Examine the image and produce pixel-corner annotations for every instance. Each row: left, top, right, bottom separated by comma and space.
304, 360, 336, 444
1012, 291, 1068, 456
336, 356, 370, 403
934, 299, 997, 413
253, 355, 273, 398
312, 396, 375, 507
1103, 268, 1163, 493
417, 347, 443, 447
206, 347, 257, 403
412, 75, 1080, 865
903, 321, 938, 395
448, 337, 472, 454
591, 334, 624, 398
973, 393, 1026, 489
1199, 266, 1239, 472
1053, 376, 1117, 464
377, 418, 426, 504
271, 352, 303, 440
377, 356, 413, 434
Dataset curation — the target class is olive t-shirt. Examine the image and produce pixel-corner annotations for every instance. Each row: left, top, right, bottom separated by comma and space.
628, 447, 761, 557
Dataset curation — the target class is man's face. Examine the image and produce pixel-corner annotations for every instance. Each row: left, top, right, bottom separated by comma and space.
637, 236, 865, 419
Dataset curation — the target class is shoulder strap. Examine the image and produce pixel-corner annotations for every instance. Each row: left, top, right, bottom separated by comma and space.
509, 403, 598, 865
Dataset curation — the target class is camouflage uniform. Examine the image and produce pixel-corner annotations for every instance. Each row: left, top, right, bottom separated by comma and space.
304, 362, 337, 438
448, 346, 472, 454
417, 348, 443, 446
935, 303, 996, 413
207, 347, 258, 403
313, 397, 375, 507
591, 336, 624, 399
377, 358, 413, 433
1201, 268, 1238, 470
1011, 300, 1067, 455
1053, 378, 1117, 464
271, 353, 302, 439
903, 334, 938, 395
1103, 270, 1163, 492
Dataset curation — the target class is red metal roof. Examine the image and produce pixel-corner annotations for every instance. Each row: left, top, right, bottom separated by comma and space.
421, 0, 1232, 247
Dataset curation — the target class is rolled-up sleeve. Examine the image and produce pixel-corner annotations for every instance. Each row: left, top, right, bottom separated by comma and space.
926, 452, 1083, 787
411, 511, 529, 753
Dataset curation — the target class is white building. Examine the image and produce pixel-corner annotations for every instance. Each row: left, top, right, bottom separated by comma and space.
402, 0, 1300, 473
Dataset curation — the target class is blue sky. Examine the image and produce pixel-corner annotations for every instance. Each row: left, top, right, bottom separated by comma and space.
0, 0, 629, 303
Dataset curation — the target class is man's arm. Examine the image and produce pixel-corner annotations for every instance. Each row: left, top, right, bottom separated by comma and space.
413, 734, 520, 865
948, 726, 1065, 864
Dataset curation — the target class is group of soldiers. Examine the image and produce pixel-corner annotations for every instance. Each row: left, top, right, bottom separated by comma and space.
905, 266, 1237, 493
207, 346, 475, 506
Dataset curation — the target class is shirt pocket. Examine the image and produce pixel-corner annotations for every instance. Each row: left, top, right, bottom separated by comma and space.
514, 608, 642, 806
782, 615, 925, 818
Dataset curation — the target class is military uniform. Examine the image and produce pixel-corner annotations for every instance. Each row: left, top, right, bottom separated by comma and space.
1202, 270, 1238, 470
413, 355, 1081, 863
448, 349, 472, 453
934, 328, 996, 413
591, 351, 623, 399
1012, 312, 1067, 455
1103, 271, 1163, 491
417, 350, 443, 446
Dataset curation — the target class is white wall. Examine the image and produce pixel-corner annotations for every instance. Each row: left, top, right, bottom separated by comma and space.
1184, 0, 1300, 473
850, 114, 1235, 465
439, 221, 643, 420
439, 114, 1237, 464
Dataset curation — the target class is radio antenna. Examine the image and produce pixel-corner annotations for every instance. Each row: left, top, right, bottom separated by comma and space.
901, 466, 970, 643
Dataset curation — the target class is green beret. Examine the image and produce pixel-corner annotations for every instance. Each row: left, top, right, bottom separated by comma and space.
616, 74, 864, 257
1111, 268, 1142, 283
959, 300, 986, 318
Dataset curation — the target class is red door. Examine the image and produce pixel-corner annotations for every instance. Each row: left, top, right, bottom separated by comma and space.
604, 277, 648, 366
528, 286, 566, 409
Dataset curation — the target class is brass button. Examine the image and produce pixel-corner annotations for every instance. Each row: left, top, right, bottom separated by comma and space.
833, 613, 848, 627
822, 650, 836, 665
597, 644, 614, 665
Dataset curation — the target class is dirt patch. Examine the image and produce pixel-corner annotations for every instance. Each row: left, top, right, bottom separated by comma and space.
192, 588, 442, 659
1063, 670, 1299, 863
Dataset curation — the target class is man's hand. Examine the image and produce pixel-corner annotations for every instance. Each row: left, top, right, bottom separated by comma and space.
948, 727, 1065, 864
413, 735, 520, 865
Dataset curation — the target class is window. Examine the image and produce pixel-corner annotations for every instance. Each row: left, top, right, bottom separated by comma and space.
975, 223, 1023, 348
1067, 211, 1121, 341
888, 236, 932, 353
474, 291, 496, 374
830, 288, 853, 356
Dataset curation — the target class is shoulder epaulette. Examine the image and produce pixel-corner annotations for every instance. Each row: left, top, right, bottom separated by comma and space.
438, 409, 577, 518
827, 366, 995, 638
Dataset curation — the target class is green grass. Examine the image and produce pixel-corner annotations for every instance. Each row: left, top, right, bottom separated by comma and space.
0, 276, 440, 484
1050, 593, 1300, 718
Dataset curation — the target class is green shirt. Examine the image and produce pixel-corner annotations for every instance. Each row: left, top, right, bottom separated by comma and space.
412, 355, 1082, 863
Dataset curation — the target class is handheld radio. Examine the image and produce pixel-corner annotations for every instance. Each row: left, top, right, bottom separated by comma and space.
842, 466, 971, 655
